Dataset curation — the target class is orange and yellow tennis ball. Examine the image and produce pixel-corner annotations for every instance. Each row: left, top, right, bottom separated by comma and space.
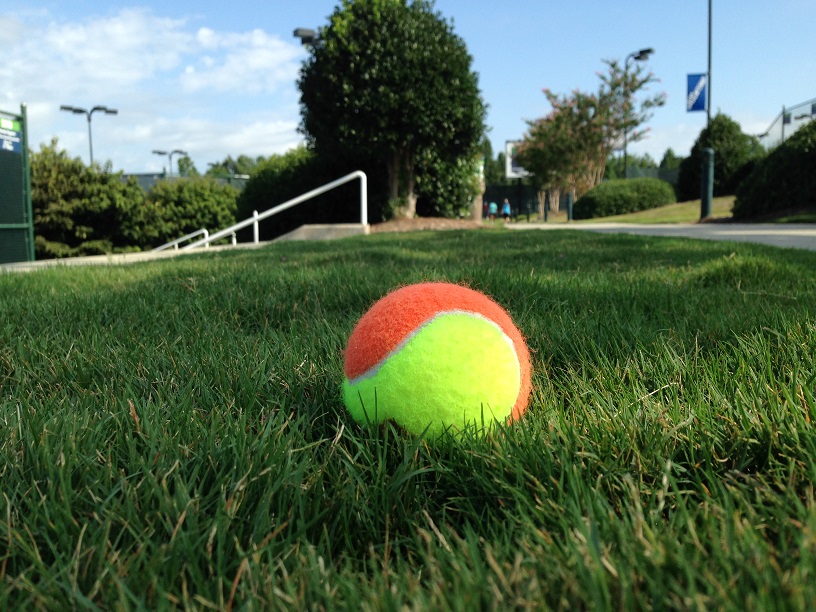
341, 282, 532, 436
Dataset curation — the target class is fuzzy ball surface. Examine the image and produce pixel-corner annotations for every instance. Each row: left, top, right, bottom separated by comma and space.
342, 282, 532, 436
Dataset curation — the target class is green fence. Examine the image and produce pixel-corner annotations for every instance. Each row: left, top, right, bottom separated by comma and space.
0, 104, 34, 264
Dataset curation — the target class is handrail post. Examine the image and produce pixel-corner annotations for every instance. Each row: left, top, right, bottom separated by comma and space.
253, 210, 259, 244
360, 171, 368, 226
204, 229, 210, 249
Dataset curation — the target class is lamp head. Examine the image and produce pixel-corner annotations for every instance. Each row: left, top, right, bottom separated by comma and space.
294, 28, 317, 45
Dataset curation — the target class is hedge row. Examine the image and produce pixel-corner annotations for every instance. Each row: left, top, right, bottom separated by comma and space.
31, 140, 238, 259
733, 120, 816, 219
573, 178, 676, 220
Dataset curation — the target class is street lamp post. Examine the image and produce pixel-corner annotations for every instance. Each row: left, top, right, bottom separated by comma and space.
622, 48, 654, 179
59, 105, 118, 166
152, 149, 188, 177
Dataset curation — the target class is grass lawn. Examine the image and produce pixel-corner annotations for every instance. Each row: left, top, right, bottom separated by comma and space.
509, 196, 735, 225
2, 229, 815, 608
583, 196, 736, 224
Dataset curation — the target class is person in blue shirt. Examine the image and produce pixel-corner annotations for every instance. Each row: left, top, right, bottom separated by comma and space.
501, 198, 511, 222
488, 201, 498, 220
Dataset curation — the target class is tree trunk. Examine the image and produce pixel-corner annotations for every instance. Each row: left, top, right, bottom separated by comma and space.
537, 190, 546, 218
386, 148, 417, 219
402, 149, 417, 218
472, 179, 486, 221
550, 188, 561, 212
386, 153, 400, 203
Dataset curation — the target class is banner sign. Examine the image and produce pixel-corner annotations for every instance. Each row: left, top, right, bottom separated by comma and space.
687, 73, 708, 112
505, 140, 530, 179
0, 117, 22, 154
0, 105, 35, 264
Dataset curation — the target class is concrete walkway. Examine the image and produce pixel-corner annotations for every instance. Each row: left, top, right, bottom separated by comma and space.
507, 222, 816, 252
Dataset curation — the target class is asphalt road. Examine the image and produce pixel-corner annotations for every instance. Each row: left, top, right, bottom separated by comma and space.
508, 223, 816, 252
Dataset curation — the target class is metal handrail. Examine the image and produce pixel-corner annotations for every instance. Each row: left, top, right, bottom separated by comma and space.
181, 170, 367, 251
152, 228, 210, 252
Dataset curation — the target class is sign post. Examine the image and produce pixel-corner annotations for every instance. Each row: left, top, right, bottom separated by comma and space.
0, 104, 35, 264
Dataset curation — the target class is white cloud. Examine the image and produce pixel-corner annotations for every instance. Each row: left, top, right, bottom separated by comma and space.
4, 7, 307, 171
181, 28, 301, 94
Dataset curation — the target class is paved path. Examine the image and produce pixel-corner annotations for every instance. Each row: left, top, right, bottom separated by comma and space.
507, 223, 816, 252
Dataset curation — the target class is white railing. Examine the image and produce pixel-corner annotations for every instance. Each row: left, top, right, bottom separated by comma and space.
152, 228, 210, 252
180, 171, 367, 251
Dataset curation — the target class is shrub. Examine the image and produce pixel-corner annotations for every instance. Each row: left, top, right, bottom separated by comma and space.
573, 178, 676, 220
144, 177, 238, 247
31, 139, 146, 259
733, 120, 816, 220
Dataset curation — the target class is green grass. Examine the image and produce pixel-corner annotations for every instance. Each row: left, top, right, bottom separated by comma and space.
771, 212, 816, 224
2, 229, 816, 609
584, 195, 736, 224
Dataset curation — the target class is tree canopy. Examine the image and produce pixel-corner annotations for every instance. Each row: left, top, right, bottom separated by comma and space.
205, 155, 266, 178
297, 0, 486, 218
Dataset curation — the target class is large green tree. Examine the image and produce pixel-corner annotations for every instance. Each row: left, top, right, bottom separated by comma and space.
298, 0, 486, 218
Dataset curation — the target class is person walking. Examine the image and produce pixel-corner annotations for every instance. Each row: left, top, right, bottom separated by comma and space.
501, 198, 511, 222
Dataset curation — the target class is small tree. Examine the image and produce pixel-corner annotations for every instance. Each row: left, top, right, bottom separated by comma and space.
516, 59, 664, 211
298, 0, 486, 218
177, 155, 200, 177
676, 114, 762, 201
659, 148, 683, 170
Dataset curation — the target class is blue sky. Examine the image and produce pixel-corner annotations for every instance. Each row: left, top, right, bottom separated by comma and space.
3, 1, 815, 174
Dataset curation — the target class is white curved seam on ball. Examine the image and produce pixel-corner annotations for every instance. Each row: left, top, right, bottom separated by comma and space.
347, 309, 520, 387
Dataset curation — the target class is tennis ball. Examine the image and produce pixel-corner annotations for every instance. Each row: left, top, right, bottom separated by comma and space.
341, 282, 532, 436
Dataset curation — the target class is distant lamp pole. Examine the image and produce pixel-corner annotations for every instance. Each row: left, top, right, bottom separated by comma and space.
152, 148, 188, 177
293, 28, 317, 45
622, 47, 654, 179
59, 104, 118, 166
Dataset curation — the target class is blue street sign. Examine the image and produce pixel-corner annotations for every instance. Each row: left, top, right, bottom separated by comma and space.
687, 73, 708, 112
